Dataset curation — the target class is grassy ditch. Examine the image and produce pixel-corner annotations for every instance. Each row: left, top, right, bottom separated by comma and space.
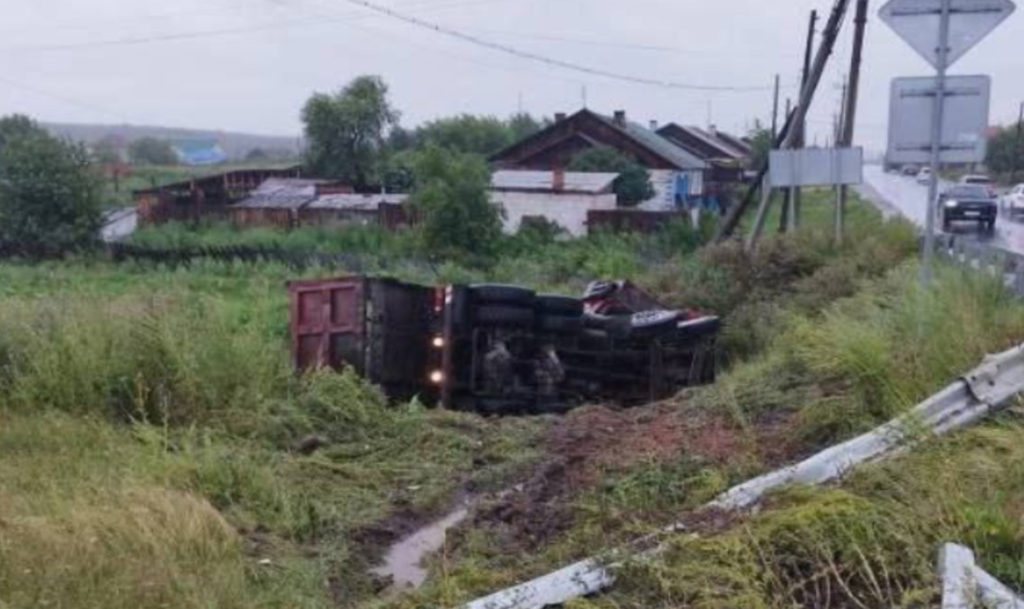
393, 262, 1024, 608
0, 267, 544, 609
0, 191, 929, 609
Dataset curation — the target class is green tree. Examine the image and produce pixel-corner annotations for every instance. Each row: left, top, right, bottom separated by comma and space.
0, 115, 103, 256
92, 135, 123, 164
568, 146, 654, 207
986, 123, 1024, 177
409, 145, 502, 262
128, 137, 178, 165
301, 75, 399, 190
414, 114, 514, 156
507, 112, 545, 142
747, 121, 773, 170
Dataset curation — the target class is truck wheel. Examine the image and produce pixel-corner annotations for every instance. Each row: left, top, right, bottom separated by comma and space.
538, 314, 584, 335
536, 295, 584, 316
470, 284, 535, 306
474, 305, 535, 328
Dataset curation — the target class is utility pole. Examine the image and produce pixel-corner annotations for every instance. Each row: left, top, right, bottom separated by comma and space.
922, 0, 952, 285
772, 74, 788, 234
717, 0, 849, 244
736, 0, 852, 249
792, 9, 819, 231
780, 97, 795, 233
771, 74, 781, 140
1014, 101, 1024, 182
836, 0, 869, 247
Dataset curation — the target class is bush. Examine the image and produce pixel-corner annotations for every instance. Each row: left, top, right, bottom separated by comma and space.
0, 115, 104, 256
410, 145, 503, 264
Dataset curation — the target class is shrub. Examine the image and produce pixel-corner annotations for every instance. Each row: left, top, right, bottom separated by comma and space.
0, 114, 104, 256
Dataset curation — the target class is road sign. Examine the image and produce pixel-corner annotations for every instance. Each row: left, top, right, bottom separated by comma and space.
770, 148, 864, 188
886, 75, 991, 164
879, 0, 1016, 69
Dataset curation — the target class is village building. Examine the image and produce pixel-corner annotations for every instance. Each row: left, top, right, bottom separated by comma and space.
490, 169, 618, 237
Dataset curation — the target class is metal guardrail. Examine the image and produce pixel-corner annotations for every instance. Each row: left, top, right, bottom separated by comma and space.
461, 344, 1024, 609
940, 544, 1024, 609
932, 233, 1024, 296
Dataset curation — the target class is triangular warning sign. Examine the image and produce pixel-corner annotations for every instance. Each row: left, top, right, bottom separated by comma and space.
879, 0, 1015, 69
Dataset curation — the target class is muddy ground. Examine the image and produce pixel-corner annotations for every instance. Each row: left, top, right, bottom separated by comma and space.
469, 399, 805, 553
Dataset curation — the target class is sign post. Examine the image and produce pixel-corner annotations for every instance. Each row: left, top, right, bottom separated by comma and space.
922, 0, 951, 284
880, 0, 1016, 284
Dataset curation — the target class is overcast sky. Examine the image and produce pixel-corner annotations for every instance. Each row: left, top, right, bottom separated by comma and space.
1, 0, 1021, 152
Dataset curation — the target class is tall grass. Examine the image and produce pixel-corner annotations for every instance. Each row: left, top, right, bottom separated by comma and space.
0, 290, 288, 433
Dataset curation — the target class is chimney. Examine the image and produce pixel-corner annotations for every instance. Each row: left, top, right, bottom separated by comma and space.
649, 119, 659, 131
708, 124, 718, 135
552, 167, 566, 192
554, 112, 567, 123
613, 110, 627, 127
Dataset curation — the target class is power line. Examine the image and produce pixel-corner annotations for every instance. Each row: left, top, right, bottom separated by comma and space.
334, 0, 775, 92
0, 74, 128, 121
462, 26, 805, 60
1, 0, 507, 53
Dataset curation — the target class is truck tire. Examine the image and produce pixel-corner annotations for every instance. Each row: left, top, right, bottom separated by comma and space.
538, 314, 584, 335
536, 295, 584, 316
469, 284, 535, 307
473, 304, 535, 328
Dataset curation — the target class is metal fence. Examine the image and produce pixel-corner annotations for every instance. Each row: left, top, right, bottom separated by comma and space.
932, 234, 1024, 296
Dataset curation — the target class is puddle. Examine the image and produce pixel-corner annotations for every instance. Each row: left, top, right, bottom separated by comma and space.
372, 500, 472, 590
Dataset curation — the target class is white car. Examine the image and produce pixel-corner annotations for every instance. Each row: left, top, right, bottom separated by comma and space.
961, 174, 994, 187
916, 167, 933, 185
1002, 184, 1024, 218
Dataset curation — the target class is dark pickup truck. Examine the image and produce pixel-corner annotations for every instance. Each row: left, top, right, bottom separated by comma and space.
288, 276, 719, 415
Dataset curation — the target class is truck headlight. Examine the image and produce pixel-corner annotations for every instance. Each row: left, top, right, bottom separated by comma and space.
432, 336, 445, 349
429, 370, 444, 384
944, 199, 959, 208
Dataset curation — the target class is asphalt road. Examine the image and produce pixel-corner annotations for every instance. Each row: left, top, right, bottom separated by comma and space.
861, 164, 1024, 255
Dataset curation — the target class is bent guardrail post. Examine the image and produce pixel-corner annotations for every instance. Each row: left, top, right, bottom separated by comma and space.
940, 543, 1024, 609
460, 345, 1024, 609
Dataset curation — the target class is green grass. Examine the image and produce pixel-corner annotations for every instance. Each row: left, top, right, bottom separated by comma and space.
391, 258, 1024, 608
0, 256, 544, 609
0, 191, 953, 609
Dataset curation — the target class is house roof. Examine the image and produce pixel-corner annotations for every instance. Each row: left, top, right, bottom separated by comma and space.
306, 193, 409, 211
172, 139, 228, 166
491, 170, 619, 194
657, 124, 748, 162
490, 109, 707, 172
710, 130, 753, 156
591, 113, 707, 170
232, 178, 327, 210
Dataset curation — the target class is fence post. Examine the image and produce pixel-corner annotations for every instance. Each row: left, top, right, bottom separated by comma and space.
1014, 260, 1024, 297
953, 237, 964, 264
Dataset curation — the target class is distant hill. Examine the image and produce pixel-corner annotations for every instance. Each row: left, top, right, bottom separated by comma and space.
43, 122, 303, 161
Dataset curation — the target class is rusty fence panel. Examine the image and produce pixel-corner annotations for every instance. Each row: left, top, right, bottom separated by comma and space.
586, 210, 691, 234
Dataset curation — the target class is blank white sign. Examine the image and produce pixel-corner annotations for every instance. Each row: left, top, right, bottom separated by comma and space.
769, 147, 864, 188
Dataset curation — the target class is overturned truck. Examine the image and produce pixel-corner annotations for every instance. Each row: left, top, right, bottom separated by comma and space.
288, 276, 719, 415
